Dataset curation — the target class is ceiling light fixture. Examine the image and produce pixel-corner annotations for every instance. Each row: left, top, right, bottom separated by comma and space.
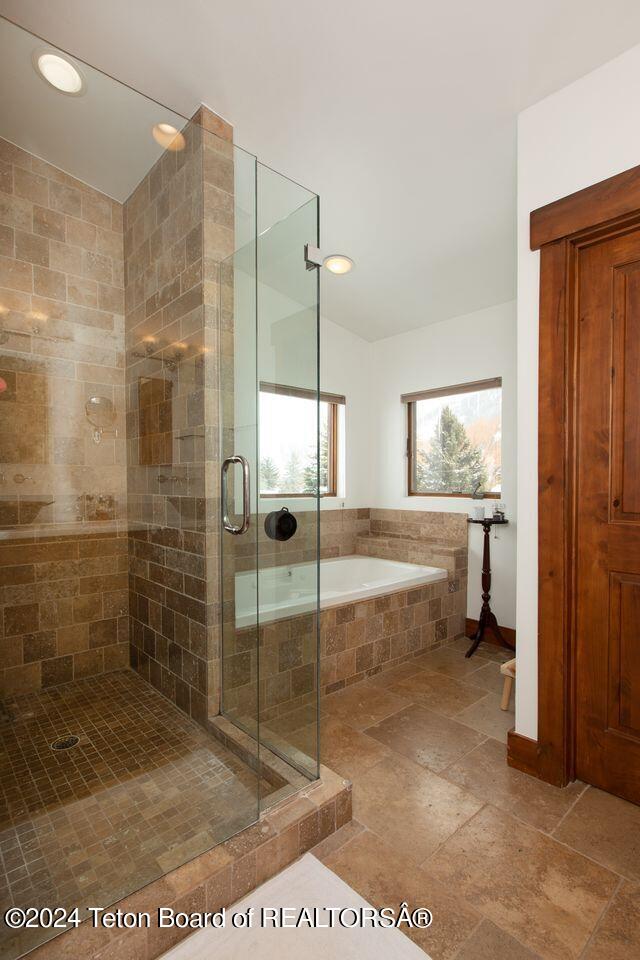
152, 123, 186, 152
323, 255, 354, 275
33, 49, 85, 95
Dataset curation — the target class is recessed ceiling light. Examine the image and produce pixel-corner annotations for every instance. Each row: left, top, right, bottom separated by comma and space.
33, 49, 85, 95
152, 123, 186, 152
323, 255, 354, 275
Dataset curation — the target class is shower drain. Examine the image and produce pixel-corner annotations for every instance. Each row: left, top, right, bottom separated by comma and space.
51, 735, 80, 751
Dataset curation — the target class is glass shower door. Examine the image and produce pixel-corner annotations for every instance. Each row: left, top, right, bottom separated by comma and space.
256, 168, 320, 779
220, 163, 320, 792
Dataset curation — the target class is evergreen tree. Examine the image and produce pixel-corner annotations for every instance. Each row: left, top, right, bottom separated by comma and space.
282, 451, 304, 491
260, 456, 280, 492
302, 417, 329, 494
417, 405, 487, 494
302, 452, 318, 494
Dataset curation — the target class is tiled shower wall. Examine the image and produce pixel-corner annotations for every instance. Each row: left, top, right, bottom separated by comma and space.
0, 123, 471, 729
0, 136, 128, 698
124, 110, 234, 724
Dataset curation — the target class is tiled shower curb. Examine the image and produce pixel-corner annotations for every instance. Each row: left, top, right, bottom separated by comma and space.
26, 767, 352, 960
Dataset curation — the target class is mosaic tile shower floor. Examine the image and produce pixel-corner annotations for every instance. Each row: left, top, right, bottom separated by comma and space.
0, 670, 269, 959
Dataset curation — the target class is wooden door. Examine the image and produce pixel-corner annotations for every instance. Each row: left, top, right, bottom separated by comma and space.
576, 227, 640, 803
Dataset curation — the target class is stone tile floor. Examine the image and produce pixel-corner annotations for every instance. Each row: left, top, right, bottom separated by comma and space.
293, 636, 640, 959
0, 670, 273, 960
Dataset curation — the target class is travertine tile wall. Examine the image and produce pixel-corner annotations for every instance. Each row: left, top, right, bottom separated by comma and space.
0, 136, 128, 698
0, 124, 470, 731
230, 506, 466, 573
222, 507, 468, 723
357, 513, 468, 577
124, 110, 234, 724
202, 111, 236, 720
223, 572, 465, 726
221, 508, 368, 734
369, 508, 467, 544
230, 508, 371, 573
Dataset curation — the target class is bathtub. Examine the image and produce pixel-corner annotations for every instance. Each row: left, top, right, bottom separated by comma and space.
235, 554, 447, 628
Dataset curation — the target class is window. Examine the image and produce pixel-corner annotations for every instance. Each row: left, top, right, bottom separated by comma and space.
404, 378, 502, 498
259, 383, 344, 497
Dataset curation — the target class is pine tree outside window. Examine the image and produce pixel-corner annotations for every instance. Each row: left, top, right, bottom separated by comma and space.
258, 383, 343, 497
404, 378, 502, 498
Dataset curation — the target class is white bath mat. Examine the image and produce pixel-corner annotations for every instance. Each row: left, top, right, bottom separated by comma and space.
162, 853, 431, 959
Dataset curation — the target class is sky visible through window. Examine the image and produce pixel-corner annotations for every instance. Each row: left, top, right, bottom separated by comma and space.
414, 386, 501, 495
259, 391, 327, 495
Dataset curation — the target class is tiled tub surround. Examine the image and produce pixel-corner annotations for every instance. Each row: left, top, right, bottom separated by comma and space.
125, 110, 234, 725
234, 555, 446, 627
222, 507, 467, 734
359, 507, 469, 572
0, 134, 128, 697
223, 559, 466, 740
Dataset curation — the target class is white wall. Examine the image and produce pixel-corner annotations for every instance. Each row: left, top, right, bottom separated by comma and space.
319, 318, 373, 509
233, 270, 373, 514
370, 301, 517, 629
516, 41, 640, 739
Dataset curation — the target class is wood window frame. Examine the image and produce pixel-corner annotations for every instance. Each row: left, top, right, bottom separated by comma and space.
404, 378, 502, 499
507, 161, 640, 787
259, 382, 343, 499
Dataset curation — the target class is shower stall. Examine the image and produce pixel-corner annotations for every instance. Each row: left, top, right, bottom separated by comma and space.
0, 16, 320, 959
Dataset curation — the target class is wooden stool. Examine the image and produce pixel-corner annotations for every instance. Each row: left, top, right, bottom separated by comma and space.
500, 658, 516, 711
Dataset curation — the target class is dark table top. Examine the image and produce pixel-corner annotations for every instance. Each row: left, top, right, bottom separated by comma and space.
467, 516, 509, 525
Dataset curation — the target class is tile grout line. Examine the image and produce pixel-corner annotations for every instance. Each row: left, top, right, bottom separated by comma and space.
549, 782, 591, 836
368, 669, 498, 721
436, 735, 490, 777
419, 800, 489, 870
311, 820, 367, 864
476, 800, 631, 886
421, 793, 627, 890
320, 641, 636, 959
449, 915, 486, 960
577, 874, 624, 958
538, 827, 632, 883
421, 799, 623, 960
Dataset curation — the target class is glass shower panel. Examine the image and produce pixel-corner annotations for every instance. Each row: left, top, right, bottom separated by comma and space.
219, 164, 321, 787
256, 165, 320, 779
0, 17, 263, 959
218, 149, 260, 745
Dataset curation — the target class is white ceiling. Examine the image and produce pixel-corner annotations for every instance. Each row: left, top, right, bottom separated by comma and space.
0, 17, 186, 201
3, 1, 640, 340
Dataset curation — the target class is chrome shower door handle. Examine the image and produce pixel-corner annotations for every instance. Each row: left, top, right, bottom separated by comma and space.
221, 455, 250, 535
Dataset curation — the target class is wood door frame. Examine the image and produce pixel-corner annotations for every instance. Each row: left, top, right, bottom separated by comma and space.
507, 162, 640, 787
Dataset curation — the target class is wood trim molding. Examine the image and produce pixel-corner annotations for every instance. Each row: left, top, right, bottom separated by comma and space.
507, 731, 540, 779
259, 381, 345, 406
535, 237, 576, 788
465, 618, 515, 648
530, 163, 640, 250
401, 377, 501, 404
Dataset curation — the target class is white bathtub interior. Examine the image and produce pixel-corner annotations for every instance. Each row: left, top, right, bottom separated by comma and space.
235, 554, 447, 627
